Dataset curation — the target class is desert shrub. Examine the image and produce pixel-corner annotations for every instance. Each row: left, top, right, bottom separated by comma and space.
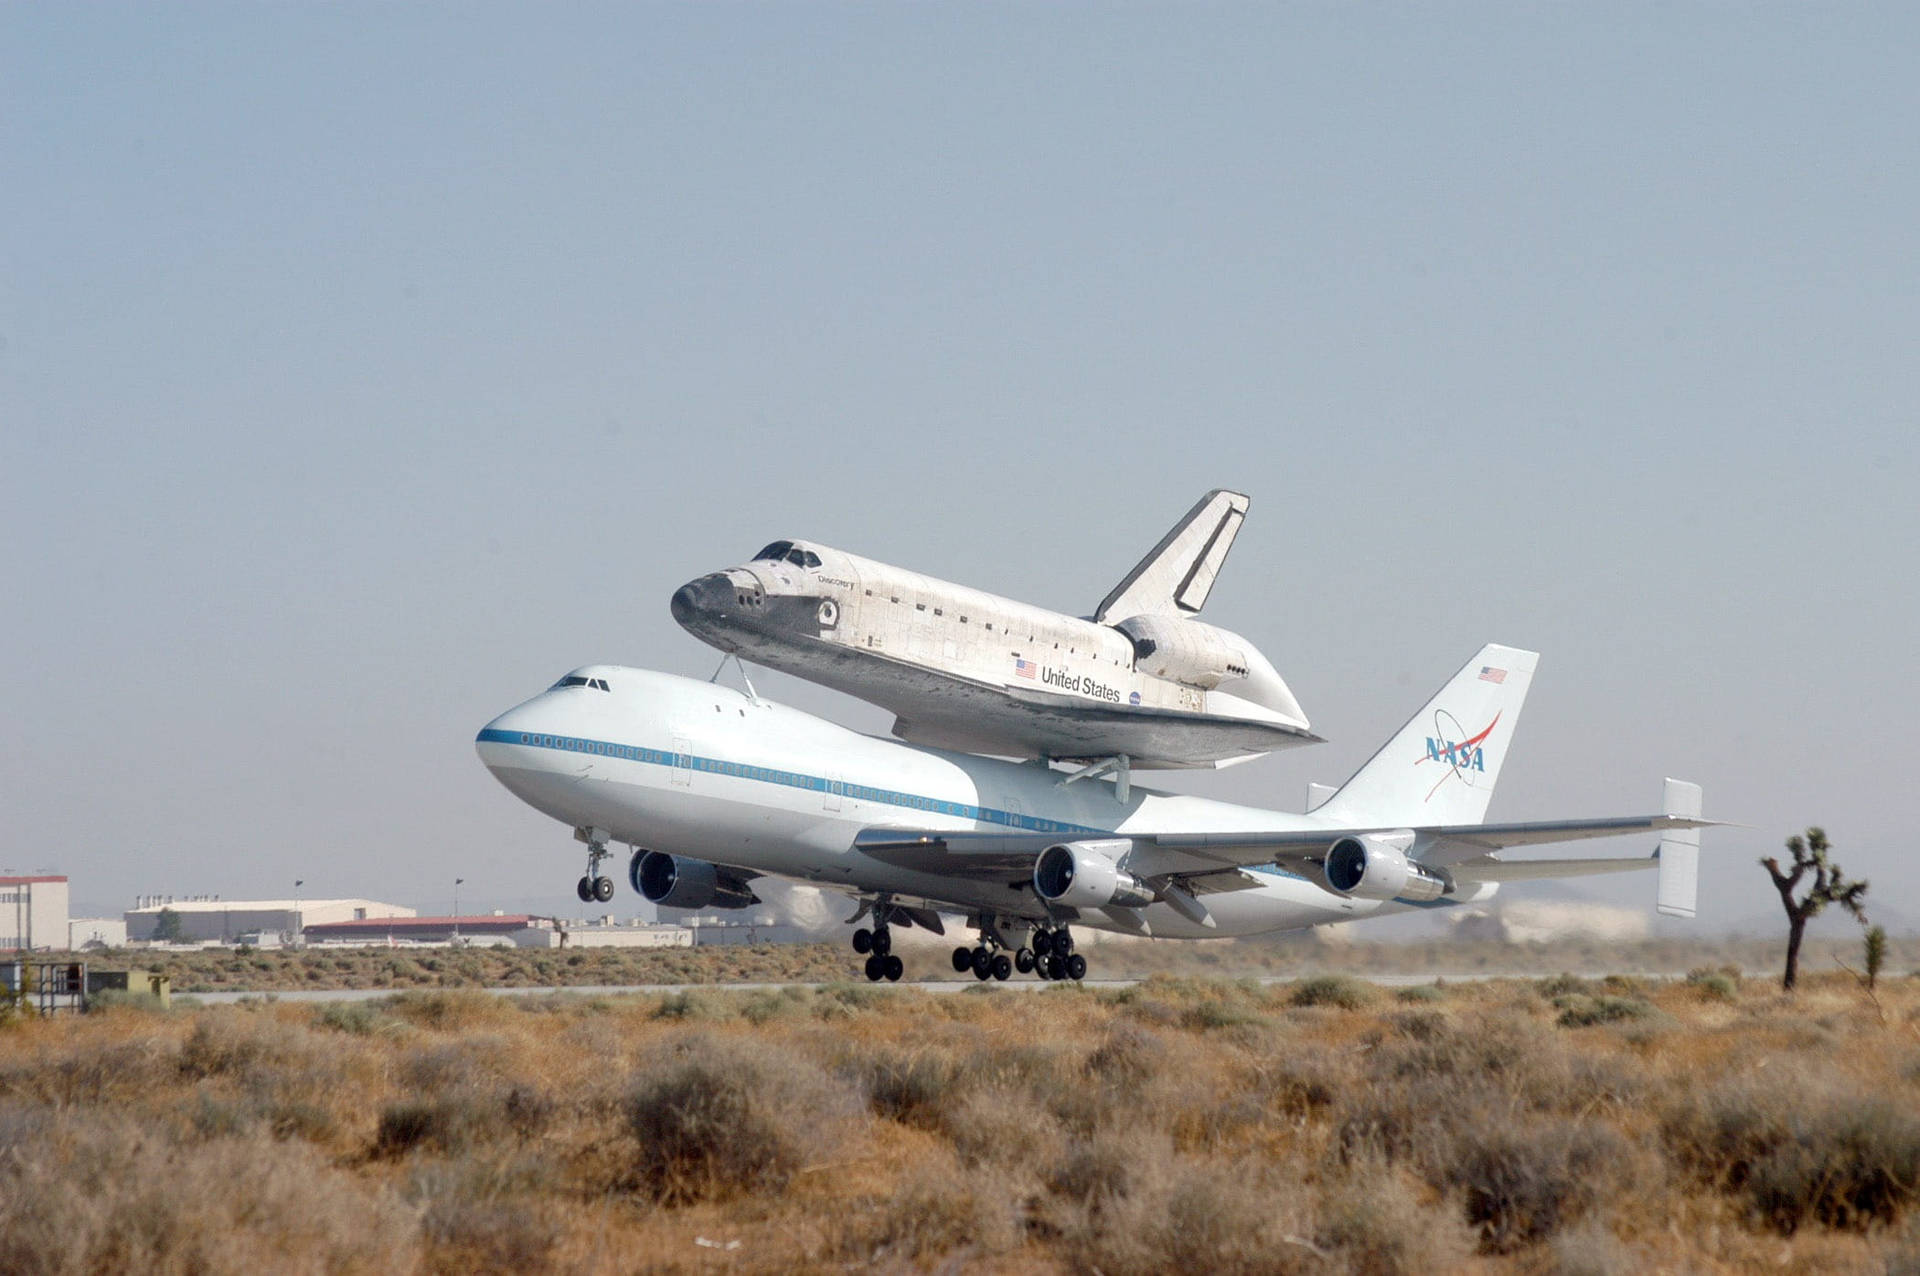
1553, 995, 1657, 1028
375, 1094, 494, 1158
312, 1001, 395, 1036
1085, 1023, 1171, 1087
943, 1085, 1064, 1168
836, 1039, 967, 1128
0, 1116, 417, 1274
1394, 982, 1445, 1003
833, 1156, 1021, 1263
1537, 973, 1594, 999
83, 988, 168, 1014
1060, 1156, 1310, 1275
1662, 1075, 1920, 1231
1045, 1126, 1176, 1207
381, 989, 502, 1030
1289, 974, 1375, 1010
652, 989, 723, 1020
1250, 1044, 1350, 1119
626, 1032, 862, 1203
1386, 1008, 1451, 1041
0, 1035, 178, 1106
179, 1012, 294, 1079
1685, 966, 1740, 1002
1547, 1221, 1642, 1276
1316, 1159, 1475, 1275
1443, 1117, 1630, 1251
409, 1156, 562, 1272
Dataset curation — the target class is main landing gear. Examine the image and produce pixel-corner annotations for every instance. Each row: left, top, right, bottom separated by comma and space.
851, 923, 904, 982
1030, 926, 1087, 982
951, 921, 1087, 982
574, 828, 615, 904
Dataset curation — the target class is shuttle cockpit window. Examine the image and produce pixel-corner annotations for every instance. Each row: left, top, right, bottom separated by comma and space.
754, 541, 795, 562
784, 548, 822, 569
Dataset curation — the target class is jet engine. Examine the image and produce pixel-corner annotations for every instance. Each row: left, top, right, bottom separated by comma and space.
1322, 832, 1448, 902
634, 852, 758, 910
1033, 839, 1156, 910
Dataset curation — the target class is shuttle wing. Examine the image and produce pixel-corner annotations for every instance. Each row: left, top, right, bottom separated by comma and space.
1094, 489, 1250, 622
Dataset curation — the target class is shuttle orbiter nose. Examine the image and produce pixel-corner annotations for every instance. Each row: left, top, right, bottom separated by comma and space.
670, 573, 730, 625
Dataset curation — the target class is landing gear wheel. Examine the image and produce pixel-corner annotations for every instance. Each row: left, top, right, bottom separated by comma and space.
864, 954, 884, 982
951, 946, 973, 973
884, 954, 904, 982
1045, 954, 1066, 980
1036, 954, 1053, 980
1032, 930, 1053, 957
1014, 948, 1035, 974
852, 928, 873, 955
992, 953, 1013, 981
871, 927, 892, 957
1054, 929, 1075, 955
576, 876, 593, 903
970, 947, 993, 980
1065, 953, 1087, 981
592, 875, 614, 903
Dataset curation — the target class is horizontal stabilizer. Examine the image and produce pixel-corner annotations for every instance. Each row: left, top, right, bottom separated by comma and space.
1656, 779, 1702, 919
1095, 489, 1249, 622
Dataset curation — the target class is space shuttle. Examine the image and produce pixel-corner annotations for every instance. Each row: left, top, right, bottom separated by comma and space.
669, 491, 1318, 776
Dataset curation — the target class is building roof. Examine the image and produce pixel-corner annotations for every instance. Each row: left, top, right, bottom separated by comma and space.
125, 899, 407, 914
0, 876, 67, 885
304, 915, 535, 932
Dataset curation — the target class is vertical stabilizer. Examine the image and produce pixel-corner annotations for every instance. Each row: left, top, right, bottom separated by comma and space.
1318, 645, 1539, 827
1094, 490, 1250, 622
1656, 779, 1702, 918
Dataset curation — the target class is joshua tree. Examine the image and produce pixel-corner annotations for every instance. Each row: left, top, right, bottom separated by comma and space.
1761, 827, 1868, 991
1865, 924, 1888, 992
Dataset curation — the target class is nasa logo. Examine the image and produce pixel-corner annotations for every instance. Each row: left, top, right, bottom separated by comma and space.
1424, 739, 1485, 771
1129, 691, 1141, 706
1414, 710, 1501, 801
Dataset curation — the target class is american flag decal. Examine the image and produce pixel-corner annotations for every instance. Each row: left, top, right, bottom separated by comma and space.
1014, 658, 1037, 680
1478, 666, 1507, 684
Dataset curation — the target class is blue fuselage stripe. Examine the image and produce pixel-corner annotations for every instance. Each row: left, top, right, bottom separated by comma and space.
475, 727, 1108, 836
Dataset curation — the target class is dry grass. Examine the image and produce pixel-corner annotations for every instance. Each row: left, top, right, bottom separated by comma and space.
3, 972, 1918, 1272
94, 931, 1920, 994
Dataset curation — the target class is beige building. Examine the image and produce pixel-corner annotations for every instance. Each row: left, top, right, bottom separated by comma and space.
1, 876, 69, 952
125, 896, 414, 943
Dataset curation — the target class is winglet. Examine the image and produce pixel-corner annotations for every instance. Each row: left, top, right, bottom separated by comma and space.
1094, 490, 1250, 622
1656, 779, 1702, 919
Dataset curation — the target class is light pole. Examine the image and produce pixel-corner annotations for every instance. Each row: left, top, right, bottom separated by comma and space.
293, 879, 303, 948
454, 878, 464, 945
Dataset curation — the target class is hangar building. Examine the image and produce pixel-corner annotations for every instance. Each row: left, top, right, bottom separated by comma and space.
124, 897, 414, 943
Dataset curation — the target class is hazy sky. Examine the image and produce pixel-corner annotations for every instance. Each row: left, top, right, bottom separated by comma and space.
6, 6, 1915, 936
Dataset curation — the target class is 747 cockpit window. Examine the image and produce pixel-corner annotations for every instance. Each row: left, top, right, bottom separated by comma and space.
553, 676, 612, 692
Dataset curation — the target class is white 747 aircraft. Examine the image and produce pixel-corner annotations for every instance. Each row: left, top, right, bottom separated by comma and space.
476, 644, 1716, 982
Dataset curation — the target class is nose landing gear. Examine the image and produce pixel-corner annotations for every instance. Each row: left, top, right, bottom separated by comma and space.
574, 828, 616, 903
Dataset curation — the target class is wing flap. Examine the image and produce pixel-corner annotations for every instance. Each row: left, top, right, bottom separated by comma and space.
1448, 854, 1657, 883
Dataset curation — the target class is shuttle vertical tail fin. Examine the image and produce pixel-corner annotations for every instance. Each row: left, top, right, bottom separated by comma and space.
1094, 490, 1250, 622
1317, 644, 1539, 828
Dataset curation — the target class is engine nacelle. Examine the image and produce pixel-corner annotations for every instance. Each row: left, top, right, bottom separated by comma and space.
634, 852, 758, 911
1322, 832, 1448, 902
1033, 839, 1156, 910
